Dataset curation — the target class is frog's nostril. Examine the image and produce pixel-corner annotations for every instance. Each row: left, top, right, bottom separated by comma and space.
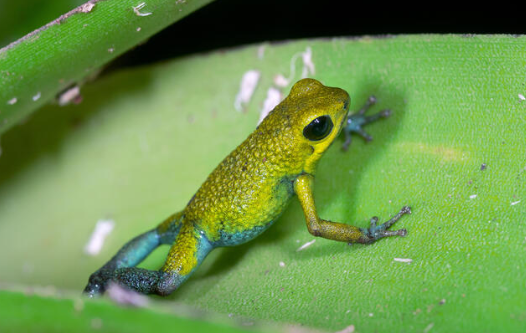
343, 99, 350, 110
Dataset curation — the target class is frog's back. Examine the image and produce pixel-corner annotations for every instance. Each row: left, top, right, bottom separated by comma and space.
184, 102, 309, 245
183, 79, 350, 246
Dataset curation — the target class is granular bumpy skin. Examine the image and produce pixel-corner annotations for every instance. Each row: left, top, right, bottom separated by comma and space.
186, 79, 349, 243
83, 78, 411, 297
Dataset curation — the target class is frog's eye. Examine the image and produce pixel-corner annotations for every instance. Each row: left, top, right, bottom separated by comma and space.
303, 115, 334, 141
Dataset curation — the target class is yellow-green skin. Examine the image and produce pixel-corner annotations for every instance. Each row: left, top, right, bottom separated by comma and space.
84, 79, 410, 297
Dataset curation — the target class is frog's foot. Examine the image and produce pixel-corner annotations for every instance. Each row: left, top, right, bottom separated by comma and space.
356, 206, 411, 244
84, 269, 114, 298
84, 268, 180, 297
342, 95, 392, 151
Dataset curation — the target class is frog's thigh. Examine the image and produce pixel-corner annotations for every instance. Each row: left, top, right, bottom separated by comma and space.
161, 222, 213, 282
109, 223, 212, 295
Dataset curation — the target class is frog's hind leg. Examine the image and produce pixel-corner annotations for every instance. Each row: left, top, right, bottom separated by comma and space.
83, 212, 183, 297
85, 221, 213, 296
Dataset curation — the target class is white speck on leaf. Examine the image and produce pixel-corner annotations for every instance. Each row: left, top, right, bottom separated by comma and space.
84, 219, 115, 256
78, 1, 95, 13
301, 46, 315, 77
91, 318, 103, 329
511, 200, 520, 206
79, 2, 95, 13
136, 27, 142, 32
273, 74, 290, 87
519, 93, 525, 101
58, 86, 81, 106
423, 323, 434, 333
108, 47, 114, 53
335, 325, 355, 333
259, 87, 282, 124
296, 239, 316, 251
107, 283, 149, 307
469, 194, 477, 199
257, 45, 265, 59
277, 46, 316, 86
133, 2, 152, 16
7, 97, 17, 105
32, 92, 41, 101
234, 70, 260, 112
394, 257, 413, 263
279, 261, 286, 267
73, 298, 84, 312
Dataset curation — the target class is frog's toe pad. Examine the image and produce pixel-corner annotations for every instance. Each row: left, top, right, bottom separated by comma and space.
83, 271, 111, 297
365, 205, 411, 241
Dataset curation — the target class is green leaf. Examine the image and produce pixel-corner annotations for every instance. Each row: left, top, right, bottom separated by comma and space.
0, 35, 525, 332
0, 0, 214, 134
0, 0, 86, 46
0, 289, 265, 333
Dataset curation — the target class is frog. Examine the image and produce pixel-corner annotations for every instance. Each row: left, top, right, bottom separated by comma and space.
83, 78, 411, 297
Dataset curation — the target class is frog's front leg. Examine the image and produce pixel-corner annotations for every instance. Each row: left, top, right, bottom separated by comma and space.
294, 174, 410, 244
342, 96, 392, 151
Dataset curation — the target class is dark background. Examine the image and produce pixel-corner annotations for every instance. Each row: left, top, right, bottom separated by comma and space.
112, 1, 525, 68
1, 1, 523, 69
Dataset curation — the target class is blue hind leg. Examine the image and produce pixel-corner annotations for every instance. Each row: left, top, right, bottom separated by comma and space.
83, 212, 182, 297
84, 221, 212, 296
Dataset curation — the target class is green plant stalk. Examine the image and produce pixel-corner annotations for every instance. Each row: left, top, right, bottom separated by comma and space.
0, 0, 214, 134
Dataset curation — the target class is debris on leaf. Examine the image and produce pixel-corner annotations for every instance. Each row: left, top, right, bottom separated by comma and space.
234, 70, 260, 112
107, 282, 149, 307
296, 239, 316, 252
79, 2, 96, 13
84, 219, 115, 256
335, 324, 355, 333
57, 85, 81, 106
393, 257, 413, 263
133, 2, 152, 16
259, 87, 282, 124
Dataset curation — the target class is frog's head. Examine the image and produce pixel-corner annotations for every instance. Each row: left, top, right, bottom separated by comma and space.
286, 78, 350, 174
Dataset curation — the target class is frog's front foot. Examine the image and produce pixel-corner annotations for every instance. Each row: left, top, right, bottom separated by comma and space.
342, 96, 392, 151
83, 269, 113, 297
357, 206, 411, 244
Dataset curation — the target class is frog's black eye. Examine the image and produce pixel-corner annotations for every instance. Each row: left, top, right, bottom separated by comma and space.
303, 115, 334, 141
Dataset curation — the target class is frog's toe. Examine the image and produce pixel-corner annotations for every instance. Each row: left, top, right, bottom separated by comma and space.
357, 128, 373, 142
83, 282, 103, 298
377, 109, 392, 118
361, 206, 411, 243
83, 271, 112, 297
342, 96, 392, 151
